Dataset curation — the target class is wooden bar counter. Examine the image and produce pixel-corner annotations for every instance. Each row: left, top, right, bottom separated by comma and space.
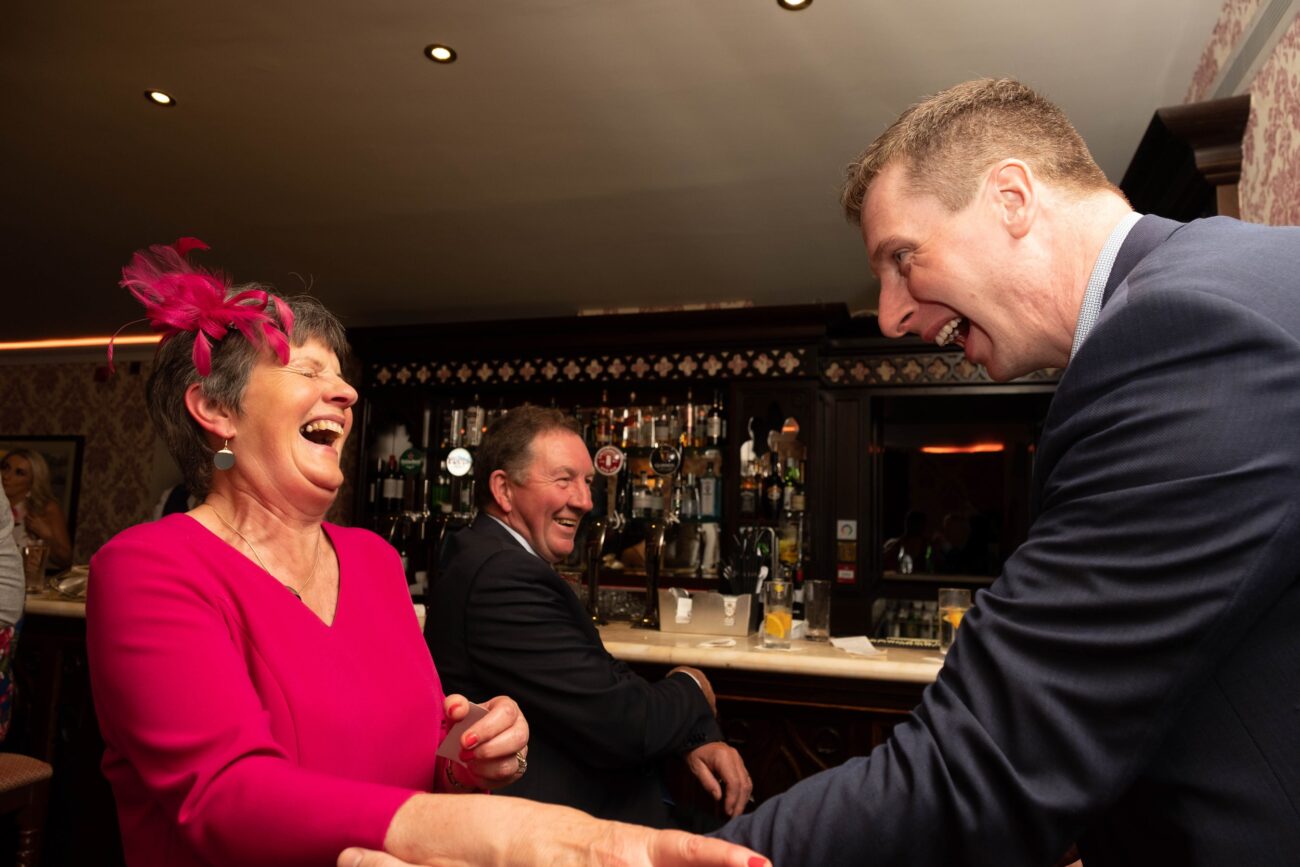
598, 622, 942, 807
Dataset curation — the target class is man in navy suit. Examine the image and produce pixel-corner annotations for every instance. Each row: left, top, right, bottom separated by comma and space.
426, 406, 752, 828
714, 78, 1300, 865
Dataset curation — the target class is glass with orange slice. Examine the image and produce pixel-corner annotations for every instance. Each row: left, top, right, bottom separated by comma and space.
761, 580, 793, 649
938, 587, 972, 654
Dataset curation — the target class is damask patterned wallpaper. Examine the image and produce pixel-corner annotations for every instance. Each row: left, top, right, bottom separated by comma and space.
1185, 0, 1264, 102
1, 361, 157, 563
1, 358, 359, 564
1239, 15, 1300, 224
1186, 0, 1300, 225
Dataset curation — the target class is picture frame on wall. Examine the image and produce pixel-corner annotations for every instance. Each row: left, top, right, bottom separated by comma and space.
0, 434, 86, 547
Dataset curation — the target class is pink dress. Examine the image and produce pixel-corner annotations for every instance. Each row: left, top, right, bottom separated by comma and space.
87, 514, 445, 866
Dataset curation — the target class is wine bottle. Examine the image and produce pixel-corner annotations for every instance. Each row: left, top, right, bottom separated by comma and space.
706, 390, 724, 446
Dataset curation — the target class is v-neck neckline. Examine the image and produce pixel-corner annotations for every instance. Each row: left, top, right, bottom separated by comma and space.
179, 513, 343, 629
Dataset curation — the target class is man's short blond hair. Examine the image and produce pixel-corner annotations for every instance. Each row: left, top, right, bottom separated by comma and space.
841, 78, 1116, 223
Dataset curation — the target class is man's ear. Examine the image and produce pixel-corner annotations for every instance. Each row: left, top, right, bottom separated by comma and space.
184, 383, 237, 442
989, 159, 1036, 240
488, 469, 513, 514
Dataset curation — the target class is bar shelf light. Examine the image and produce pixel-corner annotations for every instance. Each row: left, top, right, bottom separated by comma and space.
0, 335, 163, 352
919, 443, 1005, 455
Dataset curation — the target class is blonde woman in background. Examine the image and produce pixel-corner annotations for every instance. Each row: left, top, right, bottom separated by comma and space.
1, 448, 73, 572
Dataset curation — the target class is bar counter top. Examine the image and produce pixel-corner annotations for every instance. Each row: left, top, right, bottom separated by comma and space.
21, 593, 944, 686
597, 621, 944, 684
24, 590, 87, 618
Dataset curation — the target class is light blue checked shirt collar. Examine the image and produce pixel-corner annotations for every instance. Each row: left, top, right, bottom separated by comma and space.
1069, 211, 1143, 361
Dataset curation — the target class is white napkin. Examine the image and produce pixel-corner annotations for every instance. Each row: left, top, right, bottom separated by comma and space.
830, 636, 884, 656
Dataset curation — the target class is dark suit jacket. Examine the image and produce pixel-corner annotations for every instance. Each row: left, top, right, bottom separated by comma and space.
425, 514, 721, 826
715, 216, 1300, 865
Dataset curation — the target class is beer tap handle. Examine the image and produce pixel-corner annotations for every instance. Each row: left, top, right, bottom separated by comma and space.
585, 518, 607, 625
635, 519, 665, 630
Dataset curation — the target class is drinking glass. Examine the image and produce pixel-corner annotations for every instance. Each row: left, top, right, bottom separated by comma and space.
938, 587, 971, 654
803, 579, 832, 641
761, 580, 793, 649
22, 540, 49, 594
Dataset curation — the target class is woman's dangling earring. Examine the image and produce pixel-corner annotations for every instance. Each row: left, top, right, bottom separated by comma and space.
214, 439, 236, 471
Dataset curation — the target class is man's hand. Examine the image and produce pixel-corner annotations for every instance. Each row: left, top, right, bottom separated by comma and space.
684, 742, 753, 817
668, 666, 716, 715
345, 796, 771, 866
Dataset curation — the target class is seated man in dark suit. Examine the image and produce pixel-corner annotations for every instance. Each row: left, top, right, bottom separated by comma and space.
426, 405, 751, 828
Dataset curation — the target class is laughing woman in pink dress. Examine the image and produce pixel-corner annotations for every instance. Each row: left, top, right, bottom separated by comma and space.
87, 239, 765, 867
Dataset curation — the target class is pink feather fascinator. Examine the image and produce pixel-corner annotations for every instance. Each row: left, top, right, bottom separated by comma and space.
110, 237, 295, 376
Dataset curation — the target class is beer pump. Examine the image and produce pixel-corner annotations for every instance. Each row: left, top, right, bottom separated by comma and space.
584, 516, 607, 625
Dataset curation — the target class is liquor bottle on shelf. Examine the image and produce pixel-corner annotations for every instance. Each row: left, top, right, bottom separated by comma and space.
454, 476, 476, 516
631, 471, 652, 519
595, 389, 613, 447
646, 475, 665, 518
706, 390, 724, 447
763, 453, 785, 521
678, 473, 700, 521
682, 389, 695, 450
654, 397, 671, 447
738, 459, 759, 518
637, 397, 654, 448
382, 454, 402, 515
790, 460, 807, 512
698, 459, 722, 522
622, 392, 639, 450
668, 400, 683, 445
782, 456, 801, 511
668, 476, 685, 522
432, 460, 453, 513
447, 399, 465, 449
486, 397, 508, 433
465, 394, 486, 447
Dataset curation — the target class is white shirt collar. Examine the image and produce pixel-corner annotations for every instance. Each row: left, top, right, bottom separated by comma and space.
488, 513, 540, 559
1070, 210, 1143, 361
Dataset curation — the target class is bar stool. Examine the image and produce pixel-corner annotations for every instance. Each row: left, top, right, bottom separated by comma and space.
0, 752, 53, 867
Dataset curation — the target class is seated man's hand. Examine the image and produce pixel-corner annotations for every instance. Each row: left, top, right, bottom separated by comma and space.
684, 742, 752, 818
668, 666, 716, 715
444, 694, 529, 789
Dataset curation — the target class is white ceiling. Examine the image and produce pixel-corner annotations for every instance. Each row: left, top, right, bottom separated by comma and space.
1, 0, 1225, 343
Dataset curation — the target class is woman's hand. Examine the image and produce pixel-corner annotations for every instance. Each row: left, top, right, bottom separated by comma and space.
444, 694, 529, 790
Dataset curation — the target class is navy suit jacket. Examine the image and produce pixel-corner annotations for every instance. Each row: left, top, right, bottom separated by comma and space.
424, 514, 721, 825
715, 216, 1300, 865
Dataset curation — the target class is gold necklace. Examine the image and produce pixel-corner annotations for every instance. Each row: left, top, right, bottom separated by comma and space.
206, 505, 322, 602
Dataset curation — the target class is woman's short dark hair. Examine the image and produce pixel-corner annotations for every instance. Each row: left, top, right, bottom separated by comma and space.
474, 405, 581, 510
146, 291, 351, 500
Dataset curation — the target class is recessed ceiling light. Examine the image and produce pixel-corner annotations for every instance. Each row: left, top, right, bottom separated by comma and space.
777, 0, 812, 8
145, 89, 176, 106
424, 44, 457, 64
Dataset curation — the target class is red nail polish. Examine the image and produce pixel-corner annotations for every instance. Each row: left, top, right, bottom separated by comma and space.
748, 858, 767, 867
463, 733, 478, 748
